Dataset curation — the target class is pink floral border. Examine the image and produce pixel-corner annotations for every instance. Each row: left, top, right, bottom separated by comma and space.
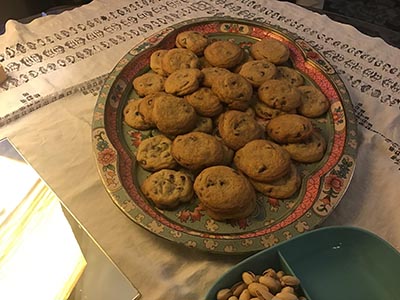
93, 18, 357, 252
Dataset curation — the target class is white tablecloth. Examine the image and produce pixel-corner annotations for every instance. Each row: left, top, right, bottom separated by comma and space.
1, 0, 399, 299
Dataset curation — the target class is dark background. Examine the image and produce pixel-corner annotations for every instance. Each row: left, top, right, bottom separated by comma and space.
0, 0, 399, 48
317, 0, 400, 48
0, 0, 91, 24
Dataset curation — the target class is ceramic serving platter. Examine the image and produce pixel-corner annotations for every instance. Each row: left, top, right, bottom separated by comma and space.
205, 226, 400, 299
91, 17, 357, 254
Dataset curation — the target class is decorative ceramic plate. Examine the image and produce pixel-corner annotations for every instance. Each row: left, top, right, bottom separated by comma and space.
92, 17, 357, 254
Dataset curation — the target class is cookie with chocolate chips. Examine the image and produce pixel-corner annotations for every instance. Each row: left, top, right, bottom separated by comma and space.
204, 40, 244, 69
136, 135, 177, 171
239, 59, 277, 87
249, 163, 301, 199
211, 72, 253, 106
175, 30, 209, 55
171, 131, 225, 171
234, 139, 291, 183
152, 93, 198, 136
297, 85, 330, 118
123, 98, 153, 130
281, 131, 327, 163
161, 48, 200, 74
258, 79, 301, 112
276, 66, 304, 87
193, 165, 256, 221
250, 38, 290, 65
141, 169, 193, 209
164, 68, 203, 96
218, 109, 264, 150
132, 72, 165, 97
184, 87, 223, 117
266, 114, 314, 144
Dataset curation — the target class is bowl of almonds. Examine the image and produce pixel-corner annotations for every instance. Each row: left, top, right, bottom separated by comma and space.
205, 226, 400, 300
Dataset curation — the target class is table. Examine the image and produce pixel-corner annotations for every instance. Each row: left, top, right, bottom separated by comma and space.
1, 1, 399, 299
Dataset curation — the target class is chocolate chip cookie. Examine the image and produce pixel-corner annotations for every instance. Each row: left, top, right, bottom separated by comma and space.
211, 72, 253, 105
239, 59, 277, 87
175, 30, 209, 55
137, 92, 167, 126
234, 139, 291, 182
133, 72, 165, 97
276, 66, 304, 87
266, 114, 314, 144
164, 68, 203, 96
250, 163, 301, 199
193, 165, 256, 220
136, 135, 177, 171
218, 109, 264, 150
297, 85, 330, 118
150, 49, 169, 76
204, 40, 244, 69
250, 38, 290, 65
141, 169, 194, 209
253, 100, 288, 121
201, 67, 231, 87
152, 93, 198, 136
184, 87, 223, 117
123, 98, 153, 130
258, 79, 301, 112
282, 131, 327, 163
171, 131, 225, 171
161, 48, 200, 74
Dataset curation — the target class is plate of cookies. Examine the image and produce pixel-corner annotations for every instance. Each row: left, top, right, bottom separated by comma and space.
92, 17, 358, 254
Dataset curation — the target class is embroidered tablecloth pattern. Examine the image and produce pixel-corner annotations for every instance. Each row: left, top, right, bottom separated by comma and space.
0, 1, 399, 299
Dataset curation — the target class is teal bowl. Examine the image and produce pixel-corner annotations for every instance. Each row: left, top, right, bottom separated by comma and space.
204, 226, 400, 300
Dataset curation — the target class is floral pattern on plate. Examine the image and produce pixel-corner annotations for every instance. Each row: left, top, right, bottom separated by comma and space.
92, 17, 357, 254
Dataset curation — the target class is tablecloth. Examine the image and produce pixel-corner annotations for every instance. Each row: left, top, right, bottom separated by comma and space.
1, 0, 399, 299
